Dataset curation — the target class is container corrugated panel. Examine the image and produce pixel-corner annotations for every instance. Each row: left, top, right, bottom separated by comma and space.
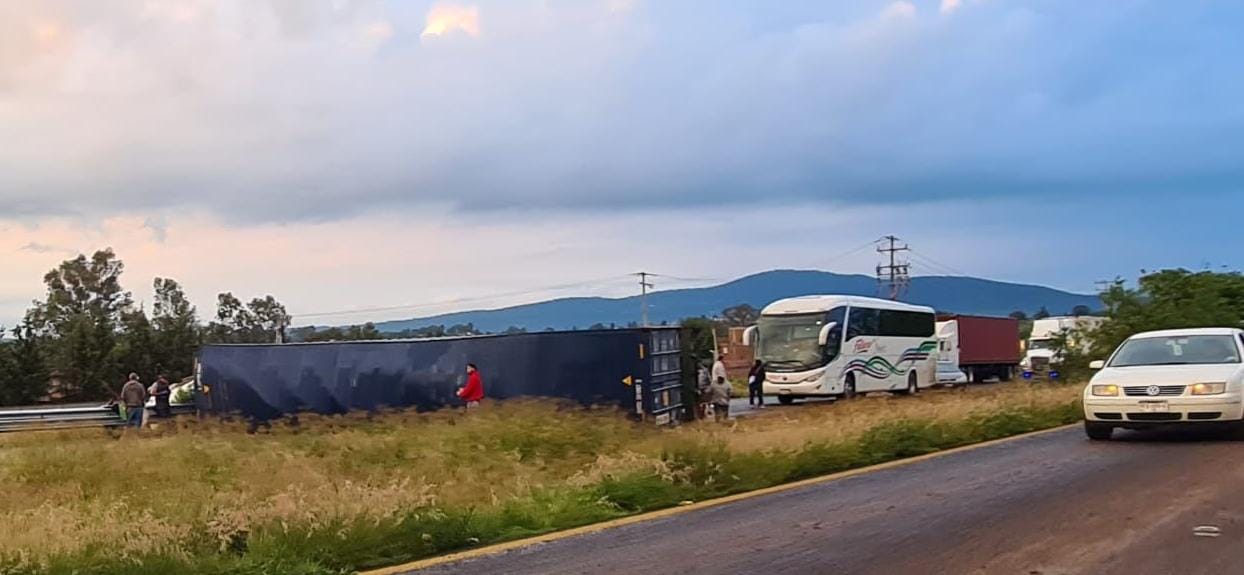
197, 328, 682, 422
938, 315, 1021, 365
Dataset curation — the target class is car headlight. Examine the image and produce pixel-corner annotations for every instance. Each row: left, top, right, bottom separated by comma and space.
1190, 382, 1227, 395
802, 372, 823, 383
1091, 384, 1119, 397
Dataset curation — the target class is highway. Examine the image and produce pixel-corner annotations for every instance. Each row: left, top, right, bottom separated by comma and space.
403, 425, 1244, 575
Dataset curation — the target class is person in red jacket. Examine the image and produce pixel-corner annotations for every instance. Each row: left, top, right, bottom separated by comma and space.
457, 363, 484, 408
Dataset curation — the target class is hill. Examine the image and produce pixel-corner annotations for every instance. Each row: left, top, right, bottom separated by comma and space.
372, 270, 1100, 333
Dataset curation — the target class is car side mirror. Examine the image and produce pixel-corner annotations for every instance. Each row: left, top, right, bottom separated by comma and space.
1089, 360, 1105, 370
742, 325, 757, 347
818, 322, 839, 346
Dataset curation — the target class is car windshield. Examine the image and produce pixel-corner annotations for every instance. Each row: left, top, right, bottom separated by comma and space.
756, 312, 839, 371
1109, 335, 1242, 367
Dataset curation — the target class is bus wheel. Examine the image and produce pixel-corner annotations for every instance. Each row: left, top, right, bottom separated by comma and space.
843, 376, 857, 400
778, 395, 794, 406
894, 372, 919, 396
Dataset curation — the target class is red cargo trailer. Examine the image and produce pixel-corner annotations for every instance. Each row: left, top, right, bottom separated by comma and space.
935, 315, 1021, 383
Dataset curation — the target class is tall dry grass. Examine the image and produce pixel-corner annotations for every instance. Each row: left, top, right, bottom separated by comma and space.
0, 383, 1081, 572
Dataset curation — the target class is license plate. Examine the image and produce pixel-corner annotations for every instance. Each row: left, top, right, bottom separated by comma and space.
1140, 402, 1169, 413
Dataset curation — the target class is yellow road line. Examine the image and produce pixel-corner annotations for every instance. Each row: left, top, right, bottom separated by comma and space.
363, 422, 1079, 575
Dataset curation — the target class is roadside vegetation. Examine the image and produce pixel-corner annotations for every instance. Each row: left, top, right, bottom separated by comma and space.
0, 384, 1079, 575
1052, 269, 1244, 379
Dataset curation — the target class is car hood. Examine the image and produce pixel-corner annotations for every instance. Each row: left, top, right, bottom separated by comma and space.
1092, 364, 1243, 385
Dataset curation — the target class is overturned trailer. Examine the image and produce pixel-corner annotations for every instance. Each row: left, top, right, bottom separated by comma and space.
195, 327, 684, 425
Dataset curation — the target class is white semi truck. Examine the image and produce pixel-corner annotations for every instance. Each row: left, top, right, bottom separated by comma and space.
1022, 316, 1106, 369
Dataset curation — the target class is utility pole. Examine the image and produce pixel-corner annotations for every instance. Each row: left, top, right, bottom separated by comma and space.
876, 235, 911, 301
634, 272, 654, 326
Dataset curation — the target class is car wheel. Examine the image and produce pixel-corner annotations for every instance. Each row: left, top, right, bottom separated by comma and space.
1084, 421, 1114, 441
778, 395, 794, 406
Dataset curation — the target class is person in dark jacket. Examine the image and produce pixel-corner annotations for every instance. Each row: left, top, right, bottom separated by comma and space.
457, 363, 485, 408
150, 375, 172, 418
120, 373, 147, 429
748, 360, 767, 409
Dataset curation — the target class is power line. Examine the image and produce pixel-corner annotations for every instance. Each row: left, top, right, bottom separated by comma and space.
648, 273, 723, 284
808, 240, 880, 271
906, 253, 961, 277
907, 248, 973, 277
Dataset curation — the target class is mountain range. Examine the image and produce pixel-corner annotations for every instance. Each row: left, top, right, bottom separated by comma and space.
371, 270, 1101, 333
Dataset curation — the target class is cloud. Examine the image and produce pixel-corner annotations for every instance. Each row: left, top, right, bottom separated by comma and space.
880, 1, 917, 21
421, 3, 480, 38
19, 242, 66, 254
940, 0, 962, 15
361, 20, 394, 46
0, 1, 1241, 225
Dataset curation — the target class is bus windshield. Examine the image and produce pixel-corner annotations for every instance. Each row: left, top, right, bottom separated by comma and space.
756, 309, 844, 371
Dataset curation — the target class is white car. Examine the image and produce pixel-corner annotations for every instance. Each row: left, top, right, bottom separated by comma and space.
1082, 327, 1244, 440
935, 362, 969, 386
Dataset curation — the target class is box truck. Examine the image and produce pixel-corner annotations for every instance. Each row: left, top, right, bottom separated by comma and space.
935, 315, 1022, 383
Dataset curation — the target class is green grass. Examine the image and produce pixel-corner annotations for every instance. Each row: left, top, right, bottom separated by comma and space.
0, 385, 1082, 575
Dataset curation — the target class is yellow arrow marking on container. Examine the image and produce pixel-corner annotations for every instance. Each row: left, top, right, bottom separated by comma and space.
622, 376, 633, 386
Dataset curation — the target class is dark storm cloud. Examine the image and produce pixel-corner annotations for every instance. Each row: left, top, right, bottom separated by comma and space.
1, 0, 1242, 222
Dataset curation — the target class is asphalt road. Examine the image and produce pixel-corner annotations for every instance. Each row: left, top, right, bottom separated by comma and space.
406, 425, 1244, 575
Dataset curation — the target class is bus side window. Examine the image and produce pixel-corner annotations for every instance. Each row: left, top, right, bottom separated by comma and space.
847, 308, 878, 340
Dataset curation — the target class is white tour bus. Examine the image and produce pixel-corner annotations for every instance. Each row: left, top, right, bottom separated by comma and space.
743, 295, 938, 404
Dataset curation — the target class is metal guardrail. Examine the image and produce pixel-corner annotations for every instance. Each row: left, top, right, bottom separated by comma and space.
0, 404, 196, 433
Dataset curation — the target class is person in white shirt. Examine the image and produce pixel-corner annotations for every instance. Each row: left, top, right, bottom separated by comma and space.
712, 356, 728, 387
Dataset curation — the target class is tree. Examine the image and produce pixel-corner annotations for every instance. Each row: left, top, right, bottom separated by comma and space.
0, 321, 50, 405
502, 326, 527, 335
588, 323, 608, 330
151, 278, 199, 380
207, 292, 291, 344
720, 304, 760, 327
304, 322, 384, 342
1033, 306, 1051, 320
114, 307, 158, 382
1008, 310, 1028, 321
25, 249, 132, 400
1089, 270, 1244, 358
1071, 305, 1092, 317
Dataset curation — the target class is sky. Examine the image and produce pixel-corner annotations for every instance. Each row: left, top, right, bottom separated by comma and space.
1, 0, 1242, 327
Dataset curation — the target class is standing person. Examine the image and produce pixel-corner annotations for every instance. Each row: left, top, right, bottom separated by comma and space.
151, 375, 172, 418
120, 373, 147, 430
457, 363, 485, 409
748, 360, 767, 409
710, 376, 732, 423
711, 354, 728, 389
696, 363, 712, 419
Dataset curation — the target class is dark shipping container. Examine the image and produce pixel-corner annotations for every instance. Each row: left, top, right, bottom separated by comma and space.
936, 314, 1021, 382
195, 328, 683, 424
